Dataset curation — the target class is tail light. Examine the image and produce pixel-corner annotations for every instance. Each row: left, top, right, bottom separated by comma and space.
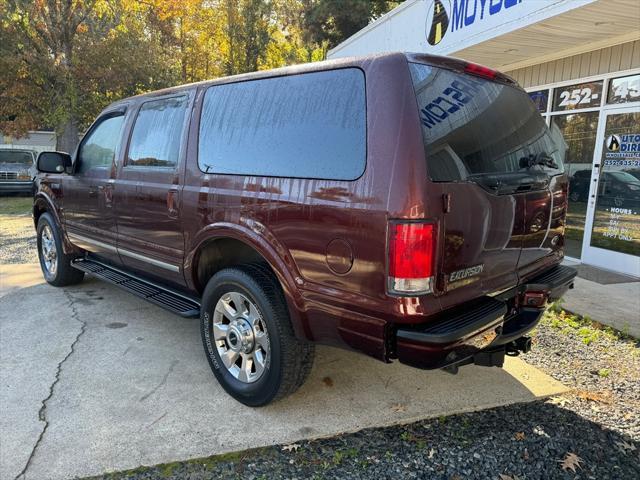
464, 62, 498, 80
387, 222, 436, 296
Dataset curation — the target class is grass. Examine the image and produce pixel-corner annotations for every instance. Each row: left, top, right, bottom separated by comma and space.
0, 195, 32, 215
543, 300, 633, 345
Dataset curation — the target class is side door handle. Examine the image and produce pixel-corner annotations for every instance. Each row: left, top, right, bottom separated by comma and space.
167, 188, 179, 218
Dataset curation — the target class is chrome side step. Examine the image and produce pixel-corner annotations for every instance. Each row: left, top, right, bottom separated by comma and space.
71, 258, 200, 318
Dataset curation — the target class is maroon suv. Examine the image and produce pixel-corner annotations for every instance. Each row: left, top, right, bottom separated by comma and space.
33, 52, 576, 406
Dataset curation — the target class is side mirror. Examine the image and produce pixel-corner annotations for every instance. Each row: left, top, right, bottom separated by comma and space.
37, 151, 72, 174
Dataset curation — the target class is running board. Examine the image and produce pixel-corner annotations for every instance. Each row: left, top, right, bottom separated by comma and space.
71, 258, 200, 318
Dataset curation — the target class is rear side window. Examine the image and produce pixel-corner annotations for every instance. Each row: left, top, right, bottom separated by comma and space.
409, 63, 564, 182
198, 69, 366, 180
127, 96, 188, 168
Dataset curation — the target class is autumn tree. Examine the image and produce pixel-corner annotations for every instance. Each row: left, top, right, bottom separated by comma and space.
302, 0, 399, 50
0, 0, 179, 152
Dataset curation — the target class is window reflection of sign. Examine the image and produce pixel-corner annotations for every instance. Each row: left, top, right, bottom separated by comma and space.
418, 76, 483, 129
552, 81, 603, 111
607, 74, 640, 105
528, 90, 548, 113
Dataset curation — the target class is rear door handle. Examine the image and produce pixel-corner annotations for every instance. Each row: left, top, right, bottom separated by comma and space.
167, 188, 179, 218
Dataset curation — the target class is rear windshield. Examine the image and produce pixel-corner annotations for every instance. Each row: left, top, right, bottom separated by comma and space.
0, 150, 33, 164
409, 63, 565, 183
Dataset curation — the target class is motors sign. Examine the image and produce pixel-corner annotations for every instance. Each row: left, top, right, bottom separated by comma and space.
328, 0, 598, 60
426, 0, 533, 49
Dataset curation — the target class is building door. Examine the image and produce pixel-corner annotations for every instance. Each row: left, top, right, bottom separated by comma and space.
581, 106, 640, 277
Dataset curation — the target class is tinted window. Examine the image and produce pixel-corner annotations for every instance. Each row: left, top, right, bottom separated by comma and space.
198, 69, 366, 180
0, 151, 33, 164
78, 114, 125, 173
409, 63, 564, 184
128, 96, 188, 168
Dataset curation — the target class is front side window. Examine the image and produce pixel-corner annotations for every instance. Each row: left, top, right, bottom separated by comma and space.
198, 68, 366, 180
127, 96, 189, 168
77, 114, 125, 174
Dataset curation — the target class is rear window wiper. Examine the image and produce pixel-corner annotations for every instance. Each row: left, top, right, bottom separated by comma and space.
468, 172, 549, 195
519, 152, 558, 170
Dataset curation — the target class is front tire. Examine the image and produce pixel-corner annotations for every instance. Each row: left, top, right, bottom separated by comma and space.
200, 264, 314, 406
37, 213, 84, 287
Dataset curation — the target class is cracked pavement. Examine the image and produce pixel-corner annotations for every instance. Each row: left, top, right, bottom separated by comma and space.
0, 269, 567, 480
13, 290, 87, 480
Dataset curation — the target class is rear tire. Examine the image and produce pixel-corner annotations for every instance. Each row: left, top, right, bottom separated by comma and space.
37, 212, 84, 287
200, 264, 314, 406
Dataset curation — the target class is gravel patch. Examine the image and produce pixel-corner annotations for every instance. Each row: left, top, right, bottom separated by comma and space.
523, 308, 640, 440
0, 214, 37, 264
87, 401, 639, 480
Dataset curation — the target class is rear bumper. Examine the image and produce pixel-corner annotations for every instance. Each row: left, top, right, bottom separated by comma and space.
394, 265, 577, 369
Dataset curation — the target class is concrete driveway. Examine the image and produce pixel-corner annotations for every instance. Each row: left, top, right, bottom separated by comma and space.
0, 264, 567, 480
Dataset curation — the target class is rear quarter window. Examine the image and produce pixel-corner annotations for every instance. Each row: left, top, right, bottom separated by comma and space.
198, 68, 366, 180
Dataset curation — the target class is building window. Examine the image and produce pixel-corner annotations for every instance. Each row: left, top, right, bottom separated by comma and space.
606, 74, 640, 105
552, 81, 603, 111
528, 90, 549, 113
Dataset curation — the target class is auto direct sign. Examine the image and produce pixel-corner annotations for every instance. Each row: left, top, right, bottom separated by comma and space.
423, 0, 594, 53
605, 134, 640, 167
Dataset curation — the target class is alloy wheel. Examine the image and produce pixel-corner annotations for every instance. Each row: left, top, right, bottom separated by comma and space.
212, 291, 270, 383
40, 225, 58, 277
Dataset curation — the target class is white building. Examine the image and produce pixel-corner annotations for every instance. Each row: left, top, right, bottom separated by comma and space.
329, 0, 640, 278
1, 131, 56, 153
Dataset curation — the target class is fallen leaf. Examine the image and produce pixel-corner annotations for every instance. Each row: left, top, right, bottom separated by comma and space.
559, 452, 583, 473
391, 403, 407, 413
498, 475, 514, 480
514, 432, 526, 441
575, 389, 613, 404
282, 443, 301, 452
427, 448, 435, 459
322, 376, 334, 387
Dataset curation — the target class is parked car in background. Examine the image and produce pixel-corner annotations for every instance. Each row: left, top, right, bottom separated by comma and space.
570, 168, 640, 207
627, 169, 640, 181
0, 148, 37, 194
32, 52, 576, 406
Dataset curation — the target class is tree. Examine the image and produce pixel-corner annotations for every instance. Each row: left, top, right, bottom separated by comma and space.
302, 0, 399, 50
0, 0, 179, 152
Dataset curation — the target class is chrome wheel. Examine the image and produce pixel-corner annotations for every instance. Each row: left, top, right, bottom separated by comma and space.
40, 225, 58, 277
212, 291, 269, 383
